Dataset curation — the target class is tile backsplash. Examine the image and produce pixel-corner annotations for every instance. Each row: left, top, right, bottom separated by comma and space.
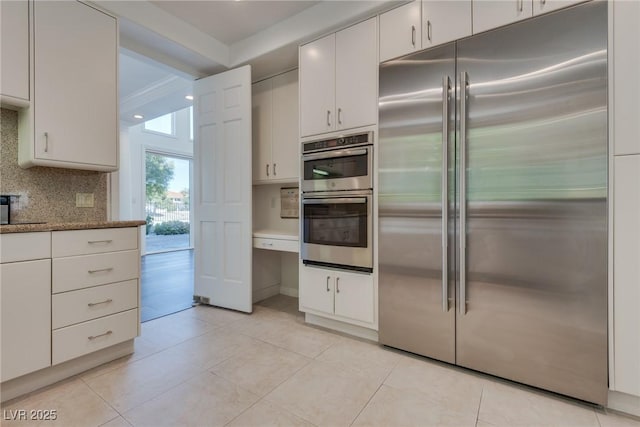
0, 108, 108, 223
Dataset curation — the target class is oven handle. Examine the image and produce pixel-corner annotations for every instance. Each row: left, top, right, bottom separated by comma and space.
302, 148, 368, 161
302, 197, 368, 205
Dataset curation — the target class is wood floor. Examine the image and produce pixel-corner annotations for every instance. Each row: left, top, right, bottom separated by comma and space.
141, 249, 194, 322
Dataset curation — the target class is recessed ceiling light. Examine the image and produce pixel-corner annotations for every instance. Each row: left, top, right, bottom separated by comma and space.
185, 95, 194, 101
133, 114, 144, 119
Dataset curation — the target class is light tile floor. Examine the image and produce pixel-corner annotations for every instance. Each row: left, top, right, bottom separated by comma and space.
2, 298, 639, 427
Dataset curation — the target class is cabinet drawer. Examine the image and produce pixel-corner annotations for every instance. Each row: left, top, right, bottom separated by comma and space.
52, 279, 138, 329
52, 250, 139, 293
52, 228, 138, 257
253, 237, 298, 253
52, 309, 138, 365
0, 232, 51, 263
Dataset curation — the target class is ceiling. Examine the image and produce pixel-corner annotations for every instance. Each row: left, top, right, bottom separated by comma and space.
150, 1, 320, 45
94, 0, 400, 126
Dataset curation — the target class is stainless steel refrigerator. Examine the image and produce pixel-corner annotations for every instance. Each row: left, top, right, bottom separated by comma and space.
378, 1, 608, 405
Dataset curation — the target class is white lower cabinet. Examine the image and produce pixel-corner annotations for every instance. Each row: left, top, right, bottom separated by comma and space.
52, 279, 138, 330
0, 259, 51, 382
300, 265, 375, 327
52, 309, 138, 365
50, 228, 140, 366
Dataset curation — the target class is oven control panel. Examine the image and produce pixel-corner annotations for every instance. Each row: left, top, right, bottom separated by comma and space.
303, 131, 373, 154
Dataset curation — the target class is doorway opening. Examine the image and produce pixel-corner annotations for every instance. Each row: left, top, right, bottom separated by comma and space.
145, 152, 192, 254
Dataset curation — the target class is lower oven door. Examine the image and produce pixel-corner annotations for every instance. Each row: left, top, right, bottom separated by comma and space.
301, 191, 373, 272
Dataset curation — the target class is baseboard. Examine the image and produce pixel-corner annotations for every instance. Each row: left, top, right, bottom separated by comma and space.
1, 340, 134, 403
279, 286, 299, 298
608, 390, 640, 418
305, 313, 378, 342
253, 283, 280, 303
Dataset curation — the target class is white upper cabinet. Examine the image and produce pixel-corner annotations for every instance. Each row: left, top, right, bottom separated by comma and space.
300, 18, 377, 137
379, 1, 422, 62
533, 0, 585, 16
270, 69, 299, 181
0, 0, 29, 105
252, 69, 299, 183
300, 33, 336, 137
252, 78, 273, 182
473, 0, 533, 34
422, 1, 472, 48
19, 1, 118, 171
335, 17, 377, 132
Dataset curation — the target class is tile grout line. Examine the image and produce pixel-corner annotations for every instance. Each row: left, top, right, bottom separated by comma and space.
83, 362, 207, 423
347, 364, 397, 426
474, 386, 485, 427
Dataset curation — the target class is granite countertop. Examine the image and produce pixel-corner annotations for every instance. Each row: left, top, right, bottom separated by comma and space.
0, 220, 146, 234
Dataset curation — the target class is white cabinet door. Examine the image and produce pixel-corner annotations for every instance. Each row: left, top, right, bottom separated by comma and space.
30, 1, 117, 170
379, 1, 422, 62
300, 34, 336, 137
334, 270, 374, 324
473, 0, 533, 34
0, 0, 29, 103
613, 155, 640, 396
336, 18, 377, 131
271, 69, 299, 181
252, 78, 272, 182
533, 0, 584, 15
613, 0, 640, 156
300, 266, 334, 315
1, 259, 51, 382
422, 1, 472, 48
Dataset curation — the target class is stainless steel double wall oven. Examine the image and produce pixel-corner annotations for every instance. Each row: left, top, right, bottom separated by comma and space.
301, 132, 374, 272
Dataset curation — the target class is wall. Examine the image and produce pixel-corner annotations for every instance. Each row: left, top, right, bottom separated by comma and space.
0, 108, 108, 223
118, 107, 193, 222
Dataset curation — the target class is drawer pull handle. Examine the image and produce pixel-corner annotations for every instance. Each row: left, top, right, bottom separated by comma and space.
88, 330, 113, 340
262, 242, 274, 247
88, 240, 113, 244
88, 298, 113, 307
88, 267, 114, 274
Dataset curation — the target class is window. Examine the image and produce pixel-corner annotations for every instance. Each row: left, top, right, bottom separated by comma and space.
144, 113, 175, 136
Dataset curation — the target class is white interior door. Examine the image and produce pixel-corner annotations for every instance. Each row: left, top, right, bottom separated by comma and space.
193, 65, 253, 313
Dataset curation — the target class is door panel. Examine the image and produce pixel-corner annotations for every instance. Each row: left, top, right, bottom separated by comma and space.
335, 18, 377, 131
456, 2, 607, 404
194, 66, 252, 313
300, 34, 335, 137
378, 44, 456, 363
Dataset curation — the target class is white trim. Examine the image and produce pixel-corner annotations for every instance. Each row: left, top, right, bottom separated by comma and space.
608, 390, 640, 418
607, 0, 616, 392
305, 313, 378, 342
0, 340, 134, 403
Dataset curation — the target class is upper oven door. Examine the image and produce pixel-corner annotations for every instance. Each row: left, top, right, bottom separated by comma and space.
301, 146, 373, 192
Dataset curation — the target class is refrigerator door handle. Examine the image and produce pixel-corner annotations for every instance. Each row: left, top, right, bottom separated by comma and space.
442, 76, 451, 313
459, 71, 469, 315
